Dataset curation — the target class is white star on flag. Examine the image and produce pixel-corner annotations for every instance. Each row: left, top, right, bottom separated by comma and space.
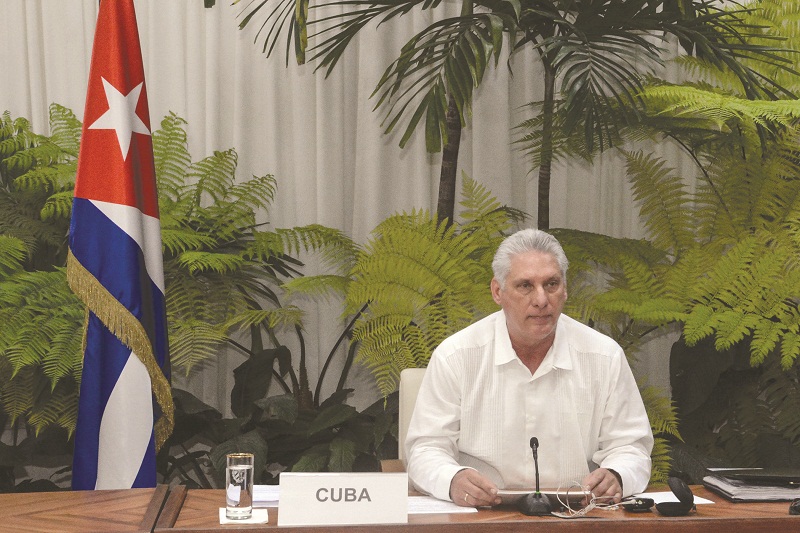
88, 77, 150, 161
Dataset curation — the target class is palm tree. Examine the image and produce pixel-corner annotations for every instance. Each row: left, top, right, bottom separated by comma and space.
235, 0, 793, 227
514, 0, 795, 229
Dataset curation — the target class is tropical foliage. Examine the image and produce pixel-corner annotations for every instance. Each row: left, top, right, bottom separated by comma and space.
509, 1, 800, 477
544, 76, 800, 478
513, 0, 797, 229
0, 107, 81, 439
233, 0, 796, 226
0, 105, 378, 489
346, 174, 525, 395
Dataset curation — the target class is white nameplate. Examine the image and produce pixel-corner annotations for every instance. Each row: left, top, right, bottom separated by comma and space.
278, 472, 408, 526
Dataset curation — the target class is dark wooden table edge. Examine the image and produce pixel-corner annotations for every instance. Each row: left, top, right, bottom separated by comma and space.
151, 485, 800, 532
135, 484, 170, 533
155, 484, 189, 529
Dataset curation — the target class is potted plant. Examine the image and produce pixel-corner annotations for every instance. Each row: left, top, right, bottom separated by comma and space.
0, 106, 394, 490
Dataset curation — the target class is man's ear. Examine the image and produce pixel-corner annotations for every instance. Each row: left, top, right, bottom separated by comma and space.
490, 278, 502, 305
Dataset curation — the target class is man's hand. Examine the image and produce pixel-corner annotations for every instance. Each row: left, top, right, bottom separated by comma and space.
582, 468, 622, 503
449, 469, 501, 507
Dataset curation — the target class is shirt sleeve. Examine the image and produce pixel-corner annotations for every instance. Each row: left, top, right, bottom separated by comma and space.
591, 347, 654, 496
404, 347, 468, 501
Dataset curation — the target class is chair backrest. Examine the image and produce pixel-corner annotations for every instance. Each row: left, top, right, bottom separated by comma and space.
398, 367, 426, 464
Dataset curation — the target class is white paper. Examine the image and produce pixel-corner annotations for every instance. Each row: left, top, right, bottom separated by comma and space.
218, 508, 269, 524
634, 491, 714, 505
253, 484, 280, 507
408, 495, 478, 514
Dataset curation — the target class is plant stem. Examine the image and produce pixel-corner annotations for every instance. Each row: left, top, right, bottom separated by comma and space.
313, 303, 367, 405
437, 96, 462, 226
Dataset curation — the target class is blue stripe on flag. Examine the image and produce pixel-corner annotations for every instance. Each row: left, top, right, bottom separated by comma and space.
70, 198, 169, 370
72, 314, 157, 489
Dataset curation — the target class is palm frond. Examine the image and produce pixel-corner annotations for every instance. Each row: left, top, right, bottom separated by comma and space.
622, 150, 695, 255
153, 112, 192, 198
0, 235, 27, 278
372, 13, 510, 151
348, 178, 522, 395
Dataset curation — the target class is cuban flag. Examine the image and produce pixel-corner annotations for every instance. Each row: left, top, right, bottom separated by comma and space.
68, 0, 173, 490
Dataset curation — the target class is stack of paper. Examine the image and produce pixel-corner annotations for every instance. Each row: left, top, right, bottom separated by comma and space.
253, 485, 280, 508
703, 468, 800, 502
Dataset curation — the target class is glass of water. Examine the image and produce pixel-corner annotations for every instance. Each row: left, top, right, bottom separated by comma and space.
225, 452, 254, 520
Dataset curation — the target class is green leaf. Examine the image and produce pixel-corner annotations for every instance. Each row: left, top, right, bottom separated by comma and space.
305, 404, 358, 436
208, 430, 269, 483
231, 347, 289, 417
291, 446, 329, 472
255, 393, 299, 424
327, 437, 357, 472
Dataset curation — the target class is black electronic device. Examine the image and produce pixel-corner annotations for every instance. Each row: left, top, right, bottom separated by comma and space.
790, 498, 800, 515
654, 477, 696, 517
620, 497, 654, 512
516, 437, 553, 516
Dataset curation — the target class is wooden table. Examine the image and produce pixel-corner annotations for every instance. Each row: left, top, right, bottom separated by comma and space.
0, 485, 168, 532
154, 486, 799, 532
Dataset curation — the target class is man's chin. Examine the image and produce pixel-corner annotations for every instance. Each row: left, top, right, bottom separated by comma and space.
520, 325, 552, 337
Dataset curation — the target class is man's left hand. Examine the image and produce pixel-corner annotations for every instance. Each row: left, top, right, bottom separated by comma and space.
581, 468, 622, 503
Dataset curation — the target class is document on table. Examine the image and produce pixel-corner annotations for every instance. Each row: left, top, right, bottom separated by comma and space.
408, 495, 478, 514
634, 491, 714, 504
253, 484, 280, 507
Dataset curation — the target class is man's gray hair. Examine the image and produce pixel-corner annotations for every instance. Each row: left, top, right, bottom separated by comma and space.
491, 229, 569, 287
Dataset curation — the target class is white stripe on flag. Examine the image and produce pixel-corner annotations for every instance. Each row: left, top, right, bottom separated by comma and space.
91, 199, 165, 292
95, 350, 154, 489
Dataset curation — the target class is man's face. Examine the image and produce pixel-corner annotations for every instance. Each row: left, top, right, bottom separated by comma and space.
490, 251, 567, 351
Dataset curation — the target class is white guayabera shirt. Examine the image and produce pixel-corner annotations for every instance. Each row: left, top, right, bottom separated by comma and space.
406, 311, 654, 502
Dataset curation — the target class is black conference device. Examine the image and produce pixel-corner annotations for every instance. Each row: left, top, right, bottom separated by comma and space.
654, 477, 696, 517
619, 497, 655, 512
517, 437, 553, 516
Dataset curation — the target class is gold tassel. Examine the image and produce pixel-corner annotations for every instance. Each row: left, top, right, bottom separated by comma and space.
67, 251, 174, 451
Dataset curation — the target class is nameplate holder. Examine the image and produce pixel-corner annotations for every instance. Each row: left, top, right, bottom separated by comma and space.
278, 472, 408, 526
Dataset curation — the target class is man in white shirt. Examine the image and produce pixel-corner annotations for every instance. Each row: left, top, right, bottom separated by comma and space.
405, 229, 653, 507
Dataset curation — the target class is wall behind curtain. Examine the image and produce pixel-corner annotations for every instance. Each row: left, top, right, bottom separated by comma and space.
1, 0, 681, 410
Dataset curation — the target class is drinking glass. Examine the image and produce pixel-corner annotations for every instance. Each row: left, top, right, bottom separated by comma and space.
225, 452, 254, 519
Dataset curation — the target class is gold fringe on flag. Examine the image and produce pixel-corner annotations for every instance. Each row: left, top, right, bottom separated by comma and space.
67, 250, 174, 451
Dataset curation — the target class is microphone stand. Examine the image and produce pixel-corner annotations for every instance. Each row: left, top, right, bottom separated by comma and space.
517, 437, 552, 516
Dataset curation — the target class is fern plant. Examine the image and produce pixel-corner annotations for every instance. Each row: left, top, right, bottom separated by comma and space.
0, 107, 364, 489
0, 106, 82, 441
547, 83, 800, 478
346, 174, 526, 396
151, 112, 357, 383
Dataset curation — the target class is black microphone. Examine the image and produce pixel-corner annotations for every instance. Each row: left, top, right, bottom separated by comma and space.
517, 436, 553, 516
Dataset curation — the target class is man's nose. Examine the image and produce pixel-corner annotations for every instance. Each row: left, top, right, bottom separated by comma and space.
529, 286, 548, 307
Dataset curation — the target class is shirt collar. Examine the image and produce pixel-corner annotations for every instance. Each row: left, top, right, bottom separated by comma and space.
493, 311, 573, 371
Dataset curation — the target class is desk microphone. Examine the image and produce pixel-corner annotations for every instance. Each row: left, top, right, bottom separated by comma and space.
517, 437, 553, 516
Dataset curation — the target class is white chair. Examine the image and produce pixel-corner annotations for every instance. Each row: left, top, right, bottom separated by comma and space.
398, 367, 426, 464
381, 367, 426, 472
